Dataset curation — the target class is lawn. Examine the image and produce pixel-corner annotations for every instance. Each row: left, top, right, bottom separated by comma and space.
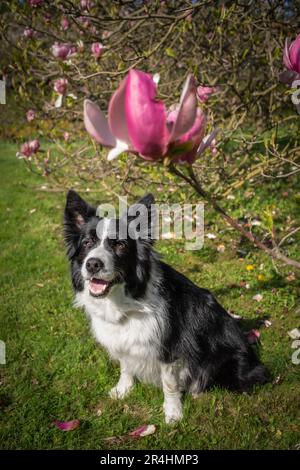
0, 140, 299, 450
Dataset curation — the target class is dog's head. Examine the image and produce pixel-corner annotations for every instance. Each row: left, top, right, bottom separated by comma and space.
64, 190, 156, 299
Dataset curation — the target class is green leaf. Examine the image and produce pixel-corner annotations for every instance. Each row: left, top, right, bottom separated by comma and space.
165, 48, 176, 59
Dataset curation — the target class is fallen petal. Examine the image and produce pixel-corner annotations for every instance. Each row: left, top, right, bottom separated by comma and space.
206, 233, 216, 239
228, 310, 242, 320
53, 419, 80, 431
247, 329, 260, 344
129, 424, 156, 438
253, 294, 263, 302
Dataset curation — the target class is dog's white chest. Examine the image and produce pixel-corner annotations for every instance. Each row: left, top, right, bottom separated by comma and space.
76, 286, 162, 385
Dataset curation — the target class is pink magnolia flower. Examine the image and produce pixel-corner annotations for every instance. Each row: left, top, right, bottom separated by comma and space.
19, 142, 33, 158
19, 139, 40, 158
51, 43, 76, 60
84, 69, 218, 164
61, 17, 70, 31
26, 109, 35, 122
24, 27, 34, 38
279, 33, 300, 85
91, 42, 103, 59
197, 85, 218, 103
54, 78, 68, 95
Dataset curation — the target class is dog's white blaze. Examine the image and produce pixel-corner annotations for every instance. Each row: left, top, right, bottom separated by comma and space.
99, 217, 111, 247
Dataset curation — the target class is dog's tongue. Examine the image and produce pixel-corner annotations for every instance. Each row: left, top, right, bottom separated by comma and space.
89, 278, 109, 295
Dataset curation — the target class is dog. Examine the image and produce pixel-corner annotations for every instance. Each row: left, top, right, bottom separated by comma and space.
64, 189, 269, 423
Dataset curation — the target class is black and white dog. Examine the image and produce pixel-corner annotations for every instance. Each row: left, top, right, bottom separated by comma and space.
64, 190, 269, 423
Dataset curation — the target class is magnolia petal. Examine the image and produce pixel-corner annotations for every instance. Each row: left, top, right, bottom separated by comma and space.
84, 100, 116, 147
107, 139, 129, 161
108, 77, 132, 147
125, 69, 168, 159
278, 69, 299, 85
53, 419, 80, 431
283, 38, 292, 70
289, 33, 300, 73
247, 329, 260, 345
196, 128, 220, 156
129, 424, 156, 438
55, 94, 63, 108
173, 108, 207, 164
153, 73, 160, 85
169, 74, 197, 142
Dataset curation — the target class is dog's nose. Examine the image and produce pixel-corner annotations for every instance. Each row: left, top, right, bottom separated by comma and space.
86, 257, 104, 274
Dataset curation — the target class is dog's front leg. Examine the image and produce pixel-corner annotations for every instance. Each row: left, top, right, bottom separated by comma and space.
109, 359, 134, 399
161, 363, 183, 424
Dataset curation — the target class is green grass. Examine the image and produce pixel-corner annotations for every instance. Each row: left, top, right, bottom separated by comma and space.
0, 141, 299, 450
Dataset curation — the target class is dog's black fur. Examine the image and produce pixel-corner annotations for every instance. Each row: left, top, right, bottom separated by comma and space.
64, 189, 270, 394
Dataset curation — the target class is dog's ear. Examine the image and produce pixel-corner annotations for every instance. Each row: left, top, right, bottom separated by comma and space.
64, 190, 96, 259
125, 193, 156, 244
136, 193, 155, 208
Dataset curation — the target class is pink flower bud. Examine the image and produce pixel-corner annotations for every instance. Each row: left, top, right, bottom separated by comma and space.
28, 0, 43, 6
80, 0, 94, 10
51, 43, 75, 60
90, 26, 98, 35
197, 86, 218, 103
102, 30, 112, 40
211, 147, 218, 156
64, 131, 70, 142
44, 13, 51, 23
54, 78, 68, 95
29, 139, 40, 153
61, 17, 70, 31
24, 27, 34, 38
26, 109, 35, 122
91, 42, 103, 59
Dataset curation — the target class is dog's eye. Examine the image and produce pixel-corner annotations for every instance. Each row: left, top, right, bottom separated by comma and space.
83, 239, 94, 248
115, 240, 127, 252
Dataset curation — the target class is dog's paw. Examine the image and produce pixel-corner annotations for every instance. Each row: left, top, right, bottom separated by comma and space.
109, 383, 132, 400
163, 401, 183, 424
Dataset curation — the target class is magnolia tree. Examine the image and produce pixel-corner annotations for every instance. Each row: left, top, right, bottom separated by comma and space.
0, 0, 300, 268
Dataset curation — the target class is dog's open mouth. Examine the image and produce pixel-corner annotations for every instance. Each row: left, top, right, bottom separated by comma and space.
89, 278, 116, 297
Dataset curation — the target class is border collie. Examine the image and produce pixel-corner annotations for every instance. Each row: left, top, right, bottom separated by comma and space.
64, 190, 269, 423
